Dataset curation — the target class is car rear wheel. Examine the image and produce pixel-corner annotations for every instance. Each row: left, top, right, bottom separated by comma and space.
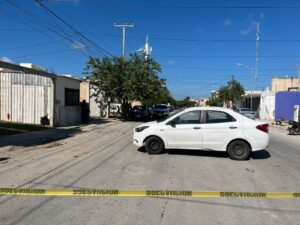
145, 137, 165, 154
227, 140, 251, 160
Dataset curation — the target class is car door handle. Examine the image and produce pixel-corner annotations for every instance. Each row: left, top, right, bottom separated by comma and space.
229, 126, 237, 129
193, 127, 201, 130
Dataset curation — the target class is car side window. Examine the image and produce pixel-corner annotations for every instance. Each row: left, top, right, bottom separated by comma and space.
173, 111, 201, 124
206, 110, 236, 123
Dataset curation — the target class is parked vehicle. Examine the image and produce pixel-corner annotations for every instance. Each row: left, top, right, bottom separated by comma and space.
129, 106, 151, 121
133, 107, 270, 160
152, 104, 170, 119
234, 108, 256, 120
287, 120, 300, 135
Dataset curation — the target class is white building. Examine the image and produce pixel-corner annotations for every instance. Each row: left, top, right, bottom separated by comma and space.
0, 61, 81, 126
19, 63, 48, 72
259, 91, 275, 121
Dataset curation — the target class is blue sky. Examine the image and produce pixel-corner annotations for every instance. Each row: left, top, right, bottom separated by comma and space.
1, 0, 300, 99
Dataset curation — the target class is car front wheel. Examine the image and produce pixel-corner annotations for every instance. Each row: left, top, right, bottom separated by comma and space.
145, 137, 165, 154
227, 140, 251, 160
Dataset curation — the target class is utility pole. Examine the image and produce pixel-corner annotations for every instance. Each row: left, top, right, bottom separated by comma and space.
236, 63, 254, 110
255, 22, 260, 90
114, 23, 134, 57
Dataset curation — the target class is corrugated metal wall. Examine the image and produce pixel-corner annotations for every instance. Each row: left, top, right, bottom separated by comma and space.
0, 72, 54, 125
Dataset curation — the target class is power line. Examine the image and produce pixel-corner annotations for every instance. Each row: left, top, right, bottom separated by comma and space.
0, 37, 70, 51
163, 65, 298, 72
153, 54, 300, 58
36, 0, 114, 57
11, 48, 80, 59
120, 3, 300, 9
111, 0, 144, 46
3, 0, 91, 56
0, 28, 38, 32
104, 0, 138, 51
150, 36, 300, 43
50, 5, 119, 55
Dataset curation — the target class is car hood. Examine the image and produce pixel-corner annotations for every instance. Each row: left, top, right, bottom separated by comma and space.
135, 121, 158, 128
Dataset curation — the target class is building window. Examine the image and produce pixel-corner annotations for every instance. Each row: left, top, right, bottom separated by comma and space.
65, 88, 79, 106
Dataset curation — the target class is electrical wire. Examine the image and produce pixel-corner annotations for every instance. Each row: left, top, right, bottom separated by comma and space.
0, 37, 70, 51
36, 0, 114, 57
3, 0, 91, 56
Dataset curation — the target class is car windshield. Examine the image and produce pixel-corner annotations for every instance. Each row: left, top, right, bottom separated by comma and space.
156, 110, 182, 122
240, 108, 252, 112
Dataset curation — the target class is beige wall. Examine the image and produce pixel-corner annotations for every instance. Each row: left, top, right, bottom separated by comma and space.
131, 100, 142, 107
271, 77, 300, 92
80, 81, 89, 102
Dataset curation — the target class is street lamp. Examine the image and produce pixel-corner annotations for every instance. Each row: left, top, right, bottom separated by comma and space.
236, 63, 255, 110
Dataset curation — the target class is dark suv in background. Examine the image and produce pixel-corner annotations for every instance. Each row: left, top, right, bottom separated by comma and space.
152, 104, 170, 119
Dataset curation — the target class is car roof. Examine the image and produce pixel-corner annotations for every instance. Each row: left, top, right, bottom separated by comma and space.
183, 106, 234, 113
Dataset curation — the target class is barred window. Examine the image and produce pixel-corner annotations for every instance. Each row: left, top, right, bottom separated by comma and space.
65, 88, 79, 106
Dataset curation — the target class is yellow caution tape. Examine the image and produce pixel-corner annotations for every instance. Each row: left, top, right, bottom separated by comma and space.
0, 188, 299, 198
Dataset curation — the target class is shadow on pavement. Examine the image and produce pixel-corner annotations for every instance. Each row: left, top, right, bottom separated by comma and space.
138, 148, 271, 160
0, 118, 117, 149
82, 118, 111, 125
251, 150, 271, 160
138, 147, 228, 159
168, 149, 228, 158
0, 127, 82, 149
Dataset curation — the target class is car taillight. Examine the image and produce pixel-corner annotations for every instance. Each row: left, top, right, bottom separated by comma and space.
256, 124, 269, 133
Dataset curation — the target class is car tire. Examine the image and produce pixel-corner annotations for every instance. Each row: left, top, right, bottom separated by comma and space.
227, 140, 251, 160
145, 137, 165, 154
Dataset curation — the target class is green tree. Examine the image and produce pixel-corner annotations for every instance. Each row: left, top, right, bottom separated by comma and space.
207, 79, 245, 107
175, 96, 197, 108
84, 53, 173, 117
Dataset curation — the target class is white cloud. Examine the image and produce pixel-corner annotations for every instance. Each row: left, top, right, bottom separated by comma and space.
0, 56, 13, 63
241, 13, 264, 35
71, 41, 86, 49
168, 60, 175, 65
240, 20, 258, 35
224, 18, 232, 27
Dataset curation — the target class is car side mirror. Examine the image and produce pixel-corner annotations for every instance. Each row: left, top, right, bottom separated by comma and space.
167, 120, 176, 127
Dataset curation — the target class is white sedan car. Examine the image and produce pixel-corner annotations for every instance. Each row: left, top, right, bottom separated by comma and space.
133, 107, 269, 160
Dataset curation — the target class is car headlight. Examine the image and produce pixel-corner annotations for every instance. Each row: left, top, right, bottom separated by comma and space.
135, 126, 149, 132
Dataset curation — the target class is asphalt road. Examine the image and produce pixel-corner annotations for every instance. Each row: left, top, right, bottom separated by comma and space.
0, 121, 299, 225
